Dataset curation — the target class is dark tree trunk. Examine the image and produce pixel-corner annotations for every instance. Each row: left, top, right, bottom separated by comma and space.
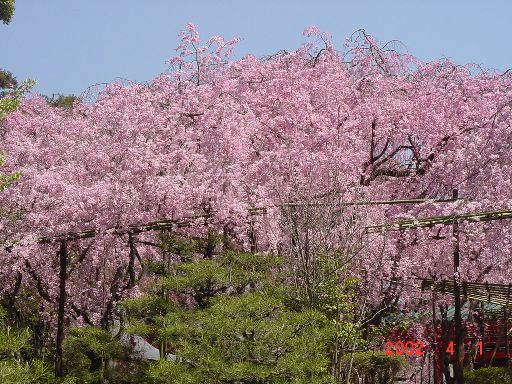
440, 305, 455, 384
55, 240, 68, 377
7, 271, 22, 324
248, 218, 257, 253
33, 320, 45, 359
127, 233, 136, 288
204, 230, 216, 259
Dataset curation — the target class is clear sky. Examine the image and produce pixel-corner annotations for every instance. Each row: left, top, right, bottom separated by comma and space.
2, 1, 512, 96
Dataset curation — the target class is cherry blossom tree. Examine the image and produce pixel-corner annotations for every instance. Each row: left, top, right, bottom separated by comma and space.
0, 23, 511, 380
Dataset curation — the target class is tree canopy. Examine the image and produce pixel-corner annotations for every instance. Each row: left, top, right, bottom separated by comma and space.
0, 0, 15, 24
0, 24, 511, 382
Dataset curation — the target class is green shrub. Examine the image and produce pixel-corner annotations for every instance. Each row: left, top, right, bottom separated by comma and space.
143, 291, 335, 384
125, 252, 339, 383
464, 366, 512, 384
63, 326, 129, 383
339, 351, 407, 384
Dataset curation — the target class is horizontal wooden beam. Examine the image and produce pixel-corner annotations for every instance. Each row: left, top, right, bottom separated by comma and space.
249, 197, 460, 214
37, 214, 212, 244
365, 209, 512, 233
30, 197, 462, 245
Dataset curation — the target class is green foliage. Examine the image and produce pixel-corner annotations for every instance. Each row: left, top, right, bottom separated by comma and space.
221, 250, 283, 288
63, 326, 128, 383
339, 351, 407, 384
0, 152, 21, 191
0, 359, 55, 384
309, 253, 358, 315
159, 259, 228, 291
125, 251, 340, 383
121, 295, 175, 320
0, 0, 15, 24
0, 243, 364, 383
44, 94, 77, 109
0, 96, 18, 120
0, 326, 31, 358
65, 326, 127, 362
157, 259, 228, 309
145, 292, 335, 383
159, 252, 282, 293
145, 360, 197, 384
318, 253, 353, 297
0, 304, 32, 359
304, 252, 365, 362
464, 366, 512, 384
0, 304, 55, 383
0, 76, 35, 120
0, 74, 32, 190
0, 69, 17, 89
158, 231, 201, 259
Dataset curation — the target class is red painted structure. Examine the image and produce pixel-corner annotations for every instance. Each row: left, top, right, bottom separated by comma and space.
433, 317, 511, 382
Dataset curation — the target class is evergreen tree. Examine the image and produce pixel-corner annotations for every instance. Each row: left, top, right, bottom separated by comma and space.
0, 0, 15, 24
0, 305, 55, 384
123, 248, 341, 383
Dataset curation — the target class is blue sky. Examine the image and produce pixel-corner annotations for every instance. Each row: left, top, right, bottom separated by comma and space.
2, 1, 512, 96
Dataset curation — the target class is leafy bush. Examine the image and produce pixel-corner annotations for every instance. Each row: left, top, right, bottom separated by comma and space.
339, 351, 407, 384
0, 69, 17, 89
464, 366, 512, 384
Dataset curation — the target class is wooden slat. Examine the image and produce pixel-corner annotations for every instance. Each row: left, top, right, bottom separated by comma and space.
421, 279, 512, 308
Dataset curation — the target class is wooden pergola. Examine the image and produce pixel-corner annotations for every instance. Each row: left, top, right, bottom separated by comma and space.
421, 279, 512, 308
421, 278, 512, 374
11, 193, 510, 379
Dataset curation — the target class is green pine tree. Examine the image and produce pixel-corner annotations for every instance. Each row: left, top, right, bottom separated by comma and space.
0, 0, 15, 24
123, 247, 339, 384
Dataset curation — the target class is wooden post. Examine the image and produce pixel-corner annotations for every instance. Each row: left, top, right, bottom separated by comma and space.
55, 240, 68, 377
432, 290, 438, 384
452, 189, 464, 384
248, 217, 257, 253
480, 301, 486, 367
506, 285, 511, 367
